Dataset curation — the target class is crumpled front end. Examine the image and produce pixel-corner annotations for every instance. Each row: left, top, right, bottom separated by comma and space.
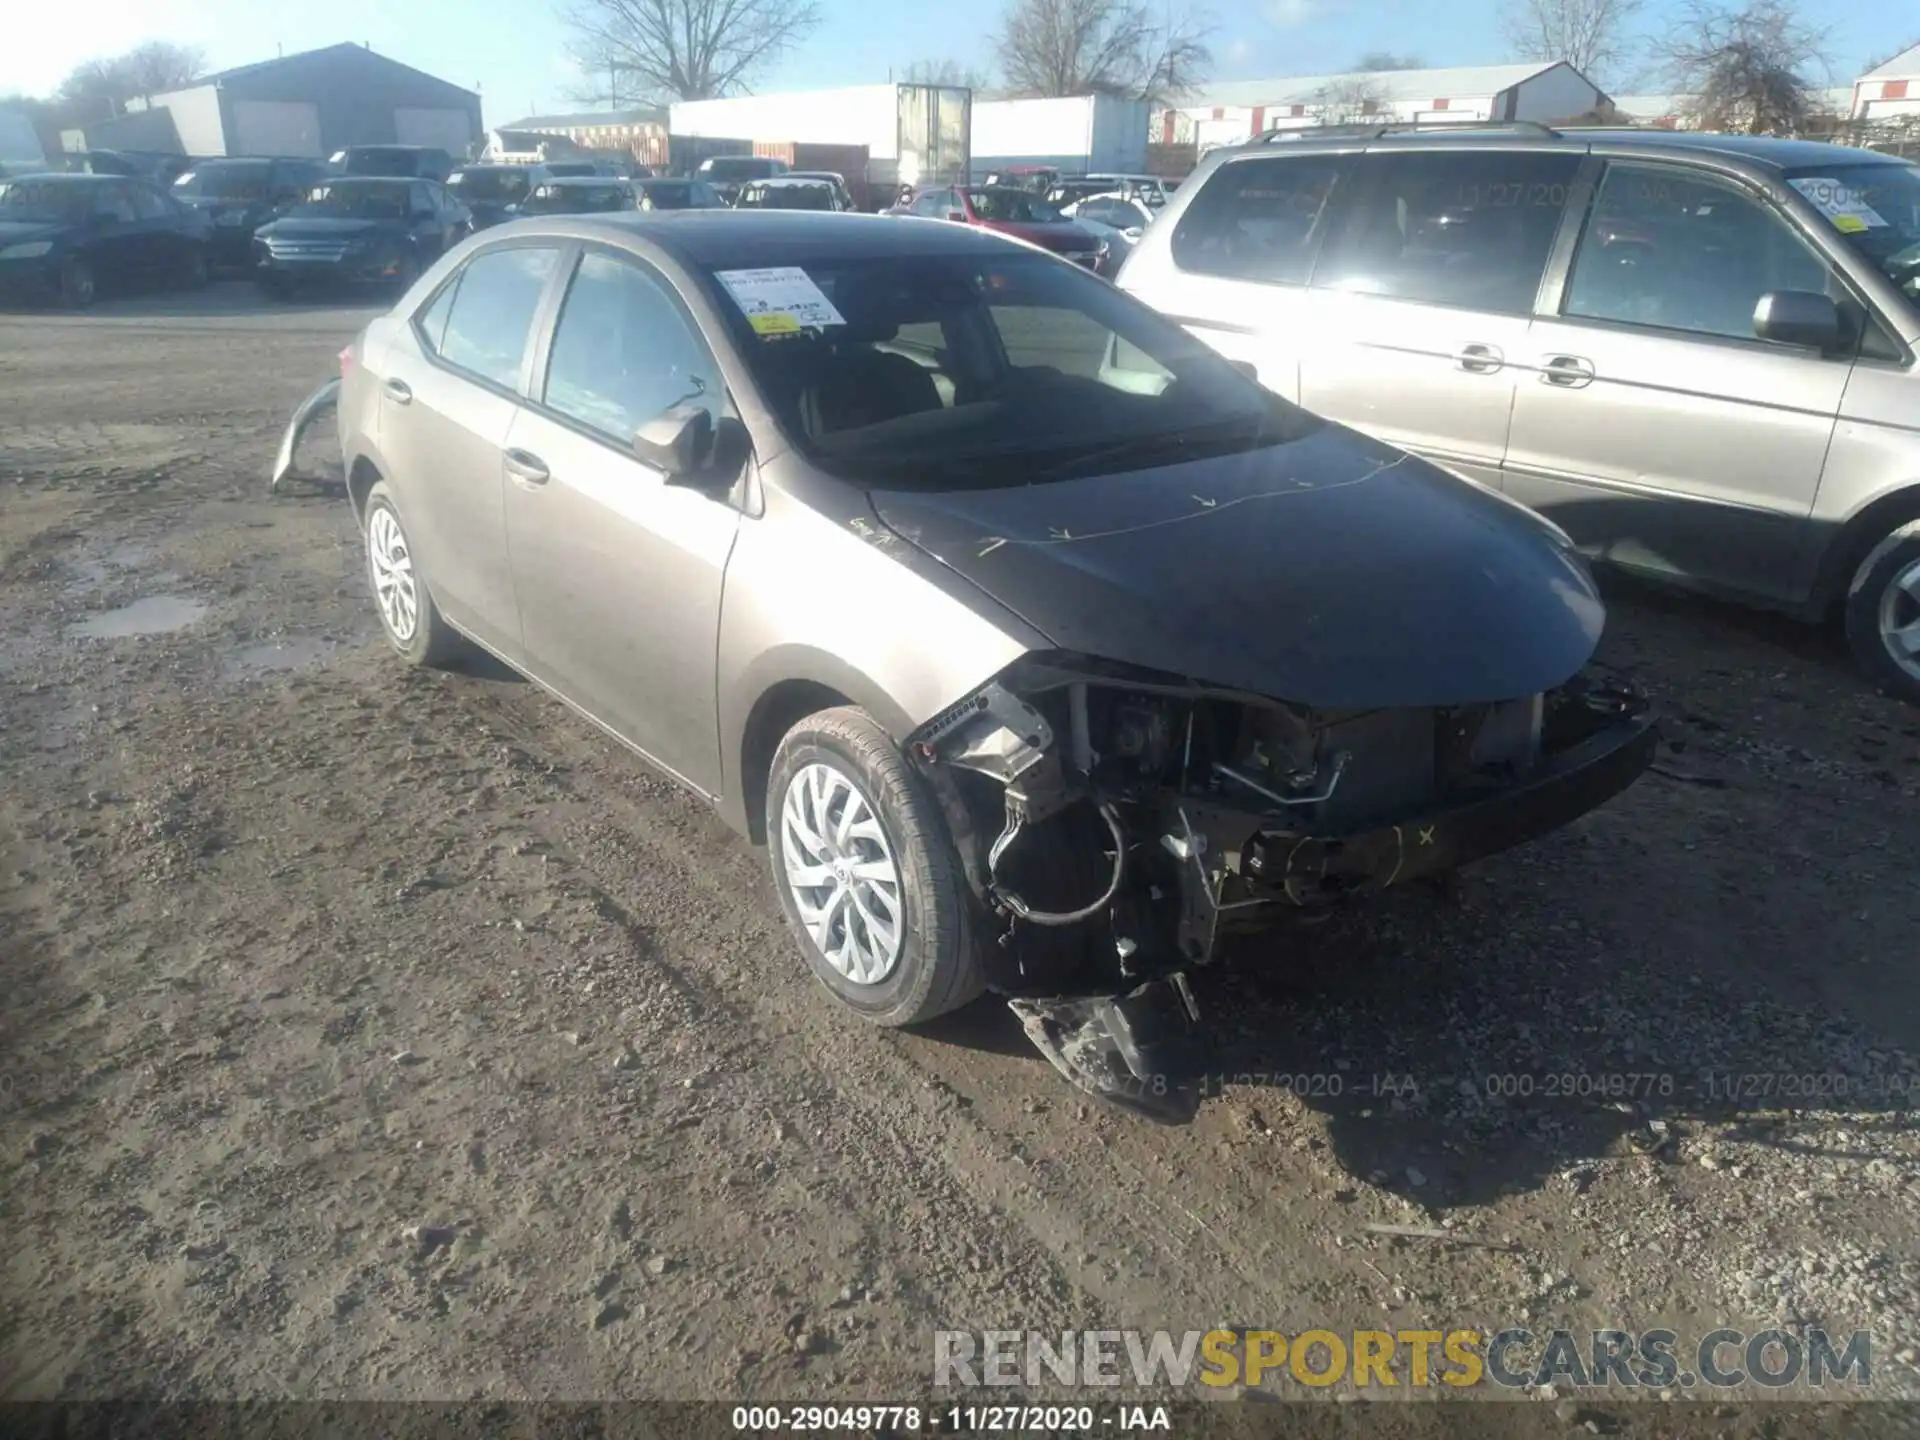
905, 652, 1656, 1121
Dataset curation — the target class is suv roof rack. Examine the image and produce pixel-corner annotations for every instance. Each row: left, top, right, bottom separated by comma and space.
1254, 118, 1561, 143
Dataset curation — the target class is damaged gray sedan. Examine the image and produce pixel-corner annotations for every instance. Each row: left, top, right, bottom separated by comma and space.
279, 210, 1657, 1119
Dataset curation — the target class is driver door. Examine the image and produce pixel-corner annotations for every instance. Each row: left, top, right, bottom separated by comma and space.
501, 246, 741, 796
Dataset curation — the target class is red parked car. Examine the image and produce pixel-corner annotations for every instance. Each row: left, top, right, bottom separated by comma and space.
899, 184, 1101, 268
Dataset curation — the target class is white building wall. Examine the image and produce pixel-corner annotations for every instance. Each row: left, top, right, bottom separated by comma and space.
150, 84, 227, 156
670, 86, 901, 158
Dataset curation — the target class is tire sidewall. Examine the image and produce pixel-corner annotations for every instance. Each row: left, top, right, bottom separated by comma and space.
61, 256, 96, 309
1845, 522, 1920, 703
363, 485, 433, 665
765, 726, 948, 1025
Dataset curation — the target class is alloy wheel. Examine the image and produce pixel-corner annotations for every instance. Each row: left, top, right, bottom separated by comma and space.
779, 762, 904, 985
367, 507, 418, 645
1878, 557, 1920, 683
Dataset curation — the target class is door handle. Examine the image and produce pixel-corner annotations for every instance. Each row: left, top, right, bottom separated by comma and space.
504, 448, 550, 486
1540, 355, 1595, 388
1454, 343, 1504, 373
382, 378, 412, 404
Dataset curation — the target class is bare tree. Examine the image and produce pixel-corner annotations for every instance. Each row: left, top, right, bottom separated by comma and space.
1353, 52, 1423, 71
1660, 0, 1830, 135
902, 58, 990, 89
1312, 76, 1388, 125
561, 0, 823, 105
1500, 0, 1643, 84
993, 0, 1213, 105
120, 41, 204, 101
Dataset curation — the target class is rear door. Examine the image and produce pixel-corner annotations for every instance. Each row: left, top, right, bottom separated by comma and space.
501, 246, 741, 795
1502, 159, 1854, 603
125, 181, 186, 282
374, 242, 564, 657
83, 182, 144, 288
1297, 147, 1582, 491
1120, 151, 1356, 402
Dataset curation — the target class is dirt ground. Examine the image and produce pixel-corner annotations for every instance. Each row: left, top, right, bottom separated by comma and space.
2, 285, 1919, 1425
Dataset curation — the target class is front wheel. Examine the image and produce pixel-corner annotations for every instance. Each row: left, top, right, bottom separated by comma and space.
362, 481, 466, 668
58, 256, 96, 310
765, 707, 984, 1026
1845, 519, 1920, 704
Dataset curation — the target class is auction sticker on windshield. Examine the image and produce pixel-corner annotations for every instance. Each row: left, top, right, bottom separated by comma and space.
716, 266, 846, 334
1789, 177, 1889, 234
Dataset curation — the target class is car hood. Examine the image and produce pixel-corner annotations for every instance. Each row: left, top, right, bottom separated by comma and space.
0, 220, 69, 247
868, 425, 1604, 709
259, 217, 398, 239
979, 219, 1097, 251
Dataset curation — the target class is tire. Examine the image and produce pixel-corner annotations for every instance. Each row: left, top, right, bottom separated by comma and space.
1844, 518, 1920, 704
257, 273, 291, 302
58, 256, 96, 310
181, 245, 209, 290
361, 481, 466, 669
765, 707, 984, 1027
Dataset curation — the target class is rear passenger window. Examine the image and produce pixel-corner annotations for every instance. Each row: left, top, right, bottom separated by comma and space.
1563, 163, 1835, 341
1170, 155, 1350, 284
1314, 151, 1580, 314
415, 278, 461, 355
437, 246, 558, 390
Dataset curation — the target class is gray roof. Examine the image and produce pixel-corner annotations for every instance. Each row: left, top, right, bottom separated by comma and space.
499, 108, 666, 130
196, 42, 477, 100
1181, 62, 1571, 111
1861, 43, 1920, 81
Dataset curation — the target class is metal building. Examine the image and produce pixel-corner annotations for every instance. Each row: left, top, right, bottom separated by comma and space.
103, 42, 482, 159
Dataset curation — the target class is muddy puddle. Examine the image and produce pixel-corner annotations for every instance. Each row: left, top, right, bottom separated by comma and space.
219, 635, 346, 679
69, 595, 209, 639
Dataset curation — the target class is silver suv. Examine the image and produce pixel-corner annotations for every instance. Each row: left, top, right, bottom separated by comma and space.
1118, 124, 1920, 702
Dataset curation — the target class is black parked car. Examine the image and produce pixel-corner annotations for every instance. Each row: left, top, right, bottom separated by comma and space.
0, 172, 212, 308
513, 177, 637, 216
446, 164, 549, 228
171, 157, 330, 269
631, 177, 728, 210
252, 177, 469, 297
328, 145, 456, 183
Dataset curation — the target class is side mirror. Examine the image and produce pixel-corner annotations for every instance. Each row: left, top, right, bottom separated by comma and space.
634, 403, 715, 479
1753, 290, 1845, 351
1123, 227, 1143, 241
1226, 359, 1259, 383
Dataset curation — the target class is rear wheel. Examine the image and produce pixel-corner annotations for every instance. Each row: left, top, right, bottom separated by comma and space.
362, 481, 466, 668
1845, 519, 1920, 704
180, 244, 209, 290
765, 707, 984, 1026
257, 273, 291, 302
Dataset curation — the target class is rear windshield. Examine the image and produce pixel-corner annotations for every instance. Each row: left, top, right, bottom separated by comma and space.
738, 184, 833, 210
965, 189, 1063, 223
637, 181, 699, 209
701, 157, 779, 182
543, 162, 596, 177
449, 168, 533, 200
524, 182, 629, 213
341, 149, 420, 176
1784, 162, 1920, 302
173, 163, 271, 200
700, 251, 1316, 491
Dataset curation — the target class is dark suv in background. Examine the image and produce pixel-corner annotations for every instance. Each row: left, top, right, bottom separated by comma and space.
1118, 123, 1920, 702
328, 145, 456, 183
172, 157, 329, 270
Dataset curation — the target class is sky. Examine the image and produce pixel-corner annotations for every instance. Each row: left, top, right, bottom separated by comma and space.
0, 0, 1904, 122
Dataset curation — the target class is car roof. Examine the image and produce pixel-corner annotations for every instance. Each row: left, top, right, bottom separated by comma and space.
750, 176, 832, 188
7, 172, 123, 185
500, 210, 1026, 267
1224, 125, 1913, 174
543, 175, 627, 187
321, 175, 415, 186
458, 163, 537, 173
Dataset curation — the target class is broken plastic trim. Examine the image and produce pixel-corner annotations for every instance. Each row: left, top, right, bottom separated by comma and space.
988, 800, 1128, 925
270, 376, 340, 491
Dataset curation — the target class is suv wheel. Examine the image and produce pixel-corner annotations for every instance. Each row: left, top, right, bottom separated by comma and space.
362, 481, 466, 668
1845, 518, 1920, 704
765, 707, 984, 1026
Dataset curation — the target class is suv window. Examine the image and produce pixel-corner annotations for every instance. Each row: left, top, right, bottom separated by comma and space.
1170, 155, 1350, 285
92, 182, 137, 223
437, 246, 559, 390
542, 251, 723, 447
1314, 150, 1580, 314
1564, 162, 1836, 342
913, 188, 953, 218
128, 182, 170, 220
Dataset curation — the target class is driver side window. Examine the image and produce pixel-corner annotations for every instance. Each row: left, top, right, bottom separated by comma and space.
541, 251, 724, 449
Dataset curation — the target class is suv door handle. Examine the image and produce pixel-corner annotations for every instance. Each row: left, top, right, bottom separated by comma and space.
1454, 343, 1504, 373
504, 448, 550, 486
382, 378, 412, 404
1540, 355, 1595, 388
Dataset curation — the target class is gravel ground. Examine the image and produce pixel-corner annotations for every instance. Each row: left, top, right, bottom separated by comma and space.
1, 286, 1918, 1431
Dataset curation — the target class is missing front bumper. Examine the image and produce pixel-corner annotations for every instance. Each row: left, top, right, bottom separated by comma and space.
270, 376, 340, 490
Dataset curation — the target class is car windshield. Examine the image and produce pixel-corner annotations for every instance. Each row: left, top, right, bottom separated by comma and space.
702, 250, 1317, 490
638, 182, 698, 209
0, 180, 92, 223
450, 168, 532, 200
740, 184, 832, 210
173, 164, 271, 201
342, 149, 419, 176
525, 183, 628, 213
965, 189, 1063, 223
292, 182, 409, 219
1785, 163, 1920, 300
